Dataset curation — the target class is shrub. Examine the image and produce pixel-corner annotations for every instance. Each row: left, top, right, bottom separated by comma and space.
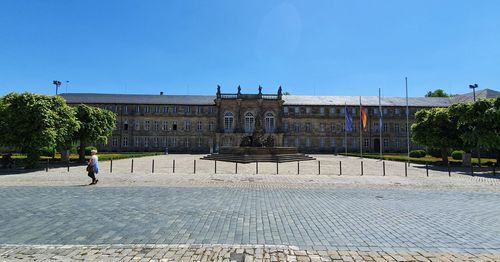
40, 146, 55, 157
84, 146, 97, 156
451, 150, 465, 160
427, 147, 444, 158
409, 150, 426, 158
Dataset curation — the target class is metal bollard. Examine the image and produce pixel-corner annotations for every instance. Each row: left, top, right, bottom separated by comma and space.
404, 161, 407, 177
447, 162, 451, 177
131, 159, 134, 173
339, 161, 342, 176
256, 161, 259, 174
235, 162, 238, 174
276, 162, 279, 175
152, 159, 155, 173
173, 159, 175, 173
471, 164, 474, 176
318, 161, 321, 175
383, 161, 386, 176
193, 160, 196, 174
214, 160, 217, 174
425, 162, 429, 177
297, 161, 300, 175
67, 160, 70, 172
110, 159, 113, 173
360, 161, 363, 176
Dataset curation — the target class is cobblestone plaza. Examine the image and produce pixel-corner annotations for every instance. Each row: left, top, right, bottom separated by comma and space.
1, 155, 499, 261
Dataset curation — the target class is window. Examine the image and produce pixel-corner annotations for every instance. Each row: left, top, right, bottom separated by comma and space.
134, 137, 140, 147
135, 105, 140, 113
295, 137, 300, 147
283, 106, 289, 113
305, 122, 311, 132
208, 107, 215, 114
134, 121, 140, 130
154, 121, 159, 131
364, 139, 369, 148
383, 138, 389, 148
144, 137, 149, 147
163, 106, 169, 113
185, 138, 190, 147
161, 137, 167, 147
172, 121, 178, 131
352, 108, 357, 115
320, 123, 325, 132
320, 107, 325, 114
112, 137, 118, 147
144, 120, 150, 130
224, 112, 234, 131
306, 137, 311, 147
123, 120, 128, 131
196, 106, 202, 114
320, 138, 325, 147
198, 137, 202, 147
340, 107, 345, 114
172, 137, 176, 147
162, 121, 168, 131
154, 137, 158, 147
185, 106, 191, 113
396, 139, 401, 148
306, 107, 311, 114
124, 106, 128, 114
173, 106, 177, 113
383, 123, 388, 132
330, 138, 336, 147
155, 106, 160, 113
395, 123, 400, 134
145, 106, 150, 113
330, 107, 335, 114
184, 121, 191, 131
293, 123, 300, 132
283, 121, 289, 132
294, 107, 300, 113
265, 112, 275, 132
244, 112, 255, 133
122, 137, 128, 147
383, 108, 388, 115
395, 108, 401, 115
209, 121, 214, 131
197, 121, 202, 131
331, 123, 335, 132
374, 108, 378, 115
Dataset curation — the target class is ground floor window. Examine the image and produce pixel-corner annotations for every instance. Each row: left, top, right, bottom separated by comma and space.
383, 138, 389, 148
122, 137, 128, 147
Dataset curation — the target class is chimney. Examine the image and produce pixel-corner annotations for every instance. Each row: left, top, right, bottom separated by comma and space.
160, 92, 164, 95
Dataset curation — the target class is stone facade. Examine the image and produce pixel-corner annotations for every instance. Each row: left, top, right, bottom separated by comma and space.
61, 87, 497, 153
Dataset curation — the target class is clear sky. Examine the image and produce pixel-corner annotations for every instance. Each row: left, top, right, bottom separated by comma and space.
1, 0, 499, 97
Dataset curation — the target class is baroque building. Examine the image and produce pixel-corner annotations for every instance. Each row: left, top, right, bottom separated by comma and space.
61, 87, 499, 153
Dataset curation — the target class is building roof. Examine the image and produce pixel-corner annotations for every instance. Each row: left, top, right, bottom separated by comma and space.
60, 89, 499, 107
60, 93, 216, 105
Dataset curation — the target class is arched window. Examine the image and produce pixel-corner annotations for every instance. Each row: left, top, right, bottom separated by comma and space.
224, 112, 234, 132
265, 112, 275, 133
244, 112, 255, 133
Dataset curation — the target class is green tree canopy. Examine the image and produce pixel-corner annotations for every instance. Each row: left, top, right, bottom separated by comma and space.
0, 93, 79, 167
74, 104, 116, 161
411, 107, 462, 164
425, 89, 450, 97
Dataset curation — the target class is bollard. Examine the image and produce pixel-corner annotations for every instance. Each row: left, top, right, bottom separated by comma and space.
46, 159, 49, 172
383, 161, 386, 176
193, 160, 196, 174
256, 161, 259, 174
318, 161, 321, 175
360, 161, 363, 176
404, 161, 407, 177
67, 160, 70, 172
447, 162, 451, 177
471, 164, 474, 176
152, 159, 155, 173
235, 162, 238, 174
276, 162, 279, 175
131, 159, 134, 173
339, 161, 342, 176
425, 162, 429, 177
215, 160, 217, 174
173, 159, 175, 173
110, 159, 113, 173
297, 161, 300, 175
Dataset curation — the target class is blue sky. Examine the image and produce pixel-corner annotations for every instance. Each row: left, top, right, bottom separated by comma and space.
1, 0, 499, 97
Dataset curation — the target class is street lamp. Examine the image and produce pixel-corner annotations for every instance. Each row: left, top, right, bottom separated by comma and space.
52, 80, 62, 95
469, 84, 478, 102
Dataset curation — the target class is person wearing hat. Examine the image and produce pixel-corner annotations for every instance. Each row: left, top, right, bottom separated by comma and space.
87, 149, 99, 185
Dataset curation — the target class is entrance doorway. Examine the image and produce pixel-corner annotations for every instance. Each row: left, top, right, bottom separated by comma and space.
374, 139, 380, 153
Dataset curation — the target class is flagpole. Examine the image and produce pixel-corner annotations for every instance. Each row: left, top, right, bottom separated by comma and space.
379, 88, 383, 160
344, 102, 347, 156
359, 96, 362, 158
405, 77, 410, 165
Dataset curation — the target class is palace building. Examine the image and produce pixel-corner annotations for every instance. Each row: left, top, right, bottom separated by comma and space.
60, 87, 499, 153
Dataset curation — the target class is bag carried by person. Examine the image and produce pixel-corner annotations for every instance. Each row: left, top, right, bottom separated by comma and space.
86, 163, 93, 172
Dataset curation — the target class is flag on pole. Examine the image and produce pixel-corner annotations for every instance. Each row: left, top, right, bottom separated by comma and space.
345, 105, 353, 132
360, 106, 367, 130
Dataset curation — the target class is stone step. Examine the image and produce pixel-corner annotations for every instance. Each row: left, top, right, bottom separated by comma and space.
201, 153, 316, 163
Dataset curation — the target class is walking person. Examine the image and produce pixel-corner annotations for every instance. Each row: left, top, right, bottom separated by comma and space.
87, 149, 99, 185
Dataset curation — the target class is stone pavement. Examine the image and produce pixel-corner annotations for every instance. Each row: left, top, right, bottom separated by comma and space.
2, 244, 499, 261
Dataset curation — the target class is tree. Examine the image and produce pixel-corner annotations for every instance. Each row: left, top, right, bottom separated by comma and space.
411, 108, 462, 164
74, 104, 116, 162
450, 98, 500, 164
0, 93, 79, 167
425, 89, 449, 97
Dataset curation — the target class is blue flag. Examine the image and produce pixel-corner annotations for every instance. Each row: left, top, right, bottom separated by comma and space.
345, 105, 353, 132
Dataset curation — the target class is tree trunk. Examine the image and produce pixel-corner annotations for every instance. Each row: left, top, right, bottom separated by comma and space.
79, 141, 86, 163
441, 147, 448, 165
496, 149, 500, 167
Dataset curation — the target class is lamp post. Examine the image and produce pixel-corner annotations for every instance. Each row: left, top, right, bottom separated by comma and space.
52, 80, 61, 95
469, 84, 480, 166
